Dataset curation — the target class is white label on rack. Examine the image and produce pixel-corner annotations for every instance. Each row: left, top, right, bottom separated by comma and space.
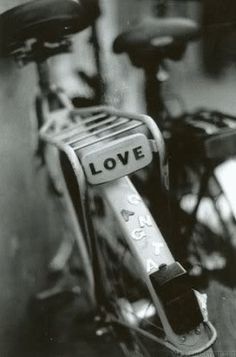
81, 134, 152, 185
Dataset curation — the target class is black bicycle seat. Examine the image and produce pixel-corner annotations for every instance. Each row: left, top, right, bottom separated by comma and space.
113, 17, 199, 67
0, 0, 100, 55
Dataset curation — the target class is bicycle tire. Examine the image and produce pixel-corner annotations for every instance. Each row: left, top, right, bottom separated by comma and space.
94, 216, 172, 356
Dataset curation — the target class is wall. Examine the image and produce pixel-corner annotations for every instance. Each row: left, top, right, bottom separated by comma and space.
0, 1, 67, 355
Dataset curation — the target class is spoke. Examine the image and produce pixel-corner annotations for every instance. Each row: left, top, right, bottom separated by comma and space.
101, 238, 161, 330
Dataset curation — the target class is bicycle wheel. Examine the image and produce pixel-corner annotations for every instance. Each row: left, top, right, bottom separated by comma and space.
95, 222, 171, 356
176, 164, 236, 276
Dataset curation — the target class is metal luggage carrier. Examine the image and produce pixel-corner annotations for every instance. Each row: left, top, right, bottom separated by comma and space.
171, 110, 236, 161
40, 105, 168, 186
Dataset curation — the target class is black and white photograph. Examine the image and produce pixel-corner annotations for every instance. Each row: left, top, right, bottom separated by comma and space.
0, 0, 236, 356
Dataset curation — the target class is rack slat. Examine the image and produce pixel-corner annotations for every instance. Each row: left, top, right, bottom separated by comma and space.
73, 122, 143, 151
53, 112, 108, 140
65, 116, 118, 144
71, 118, 130, 148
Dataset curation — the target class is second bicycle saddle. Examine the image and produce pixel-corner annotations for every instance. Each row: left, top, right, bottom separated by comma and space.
0, 0, 100, 55
113, 17, 199, 67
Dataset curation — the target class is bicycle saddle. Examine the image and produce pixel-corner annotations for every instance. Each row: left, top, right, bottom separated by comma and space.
0, 0, 100, 55
113, 17, 199, 67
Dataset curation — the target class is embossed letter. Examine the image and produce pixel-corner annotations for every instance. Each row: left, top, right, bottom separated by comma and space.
104, 158, 116, 170
146, 259, 158, 273
89, 163, 102, 175
131, 228, 146, 241
138, 215, 153, 228
117, 151, 129, 165
151, 242, 164, 256
128, 194, 141, 206
133, 146, 145, 160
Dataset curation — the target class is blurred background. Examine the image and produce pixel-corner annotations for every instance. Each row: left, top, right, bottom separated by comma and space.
1, 0, 236, 356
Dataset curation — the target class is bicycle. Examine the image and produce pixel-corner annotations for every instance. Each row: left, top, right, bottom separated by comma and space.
113, 15, 236, 279
0, 0, 217, 355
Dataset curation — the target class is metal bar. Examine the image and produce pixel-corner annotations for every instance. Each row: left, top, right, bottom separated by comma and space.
37, 61, 51, 95
53, 112, 108, 140
73, 122, 143, 151
65, 115, 118, 144
187, 165, 213, 239
70, 111, 109, 126
100, 176, 174, 272
71, 118, 131, 149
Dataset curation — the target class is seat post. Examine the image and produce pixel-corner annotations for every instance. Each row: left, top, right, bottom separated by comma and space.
36, 60, 52, 95
144, 65, 166, 126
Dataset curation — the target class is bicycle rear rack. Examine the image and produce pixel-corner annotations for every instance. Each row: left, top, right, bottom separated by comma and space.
40, 105, 168, 186
170, 110, 236, 161
52, 107, 144, 150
